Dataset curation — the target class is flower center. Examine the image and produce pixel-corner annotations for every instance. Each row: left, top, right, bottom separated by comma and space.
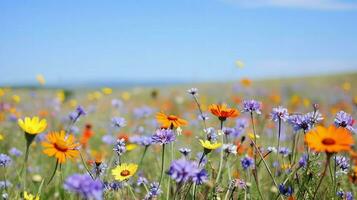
120, 170, 130, 176
167, 115, 178, 121
322, 138, 336, 145
54, 140, 69, 152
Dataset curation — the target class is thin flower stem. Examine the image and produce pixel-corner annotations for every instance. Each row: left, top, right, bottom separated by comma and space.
276, 118, 282, 164
166, 142, 174, 200
138, 146, 148, 170
215, 120, 225, 184
159, 144, 166, 186
47, 159, 59, 184
79, 150, 95, 180
193, 95, 207, 130
312, 154, 331, 200
128, 185, 137, 200
3, 167, 7, 191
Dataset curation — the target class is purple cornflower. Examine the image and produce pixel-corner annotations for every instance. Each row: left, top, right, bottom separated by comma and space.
167, 159, 200, 183
111, 117, 127, 128
305, 111, 323, 125
223, 144, 237, 155
267, 146, 277, 153
133, 106, 154, 119
288, 114, 311, 132
179, 148, 191, 157
192, 169, 208, 185
144, 182, 162, 200
91, 162, 107, 179
278, 147, 290, 157
69, 106, 86, 123
101, 134, 116, 145
198, 113, 209, 121
346, 192, 354, 200
111, 99, 123, 109
137, 176, 148, 186
270, 106, 289, 122
233, 118, 249, 137
9, 147, 22, 157
205, 127, 218, 142
113, 139, 126, 155
334, 111, 355, 133
0, 154, 11, 167
298, 154, 308, 168
242, 100, 262, 114
104, 181, 123, 191
241, 155, 254, 170
64, 174, 103, 200
137, 136, 153, 147
0, 181, 12, 189
152, 129, 176, 145
278, 183, 293, 197
337, 190, 344, 198
187, 88, 198, 96
222, 127, 235, 137
335, 156, 350, 171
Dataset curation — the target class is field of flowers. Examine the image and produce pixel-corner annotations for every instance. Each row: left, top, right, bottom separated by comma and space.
0, 73, 356, 200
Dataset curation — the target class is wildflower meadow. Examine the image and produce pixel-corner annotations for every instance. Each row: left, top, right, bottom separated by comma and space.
0, 73, 356, 200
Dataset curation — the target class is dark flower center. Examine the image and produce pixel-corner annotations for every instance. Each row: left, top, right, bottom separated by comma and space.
120, 170, 130, 176
322, 138, 336, 145
54, 140, 68, 152
167, 115, 178, 121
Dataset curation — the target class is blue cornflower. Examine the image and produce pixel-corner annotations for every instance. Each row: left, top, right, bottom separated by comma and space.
278, 147, 290, 157
133, 106, 154, 119
335, 156, 350, 171
278, 183, 293, 197
346, 192, 353, 200
113, 138, 126, 155
187, 88, 198, 96
69, 106, 86, 123
102, 134, 116, 145
111, 117, 127, 128
0, 154, 11, 167
270, 106, 289, 122
335, 111, 355, 133
298, 154, 308, 168
152, 129, 176, 145
192, 169, 208, 185
144, 182, 162, 200
137, 136, 153, 147
242, 100, 262, 114
104, 181, 123, 191
241, 155, 254, 170
288, 114, 311, 132
9, 147, 22, 157
167, 159, 199, 183
222, 127, 235, 137
179, 148, 191, 157
111, 99, 123, 109
205, 127, 218, 142
198, 113, 209, 121
64, 174, 103, 200
267, 146, 277, 153
137, 176, 148, 186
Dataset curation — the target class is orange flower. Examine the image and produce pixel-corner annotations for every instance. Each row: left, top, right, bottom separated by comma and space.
42, 130, 80, 163
156, 112, 188, 128
209, 104, 239, 120
305, 125, 354, 153
80, 124, 94, 148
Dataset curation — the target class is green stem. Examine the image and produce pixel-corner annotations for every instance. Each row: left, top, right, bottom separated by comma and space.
159, 144, 166, 186
138, 146, 148, 170
47, 159, 59, 184
312, 154, 331, 200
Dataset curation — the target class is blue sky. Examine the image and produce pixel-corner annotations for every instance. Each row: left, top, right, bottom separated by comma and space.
0, 0, 356, 85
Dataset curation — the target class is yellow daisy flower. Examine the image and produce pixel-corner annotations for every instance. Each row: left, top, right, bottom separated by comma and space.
24, 191, 40, 200
199, 140, 222, 150
112, 163, 138, 181
18, 116, 47, 135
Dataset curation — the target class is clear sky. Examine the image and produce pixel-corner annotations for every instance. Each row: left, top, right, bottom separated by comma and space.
0, 0, 356, 85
